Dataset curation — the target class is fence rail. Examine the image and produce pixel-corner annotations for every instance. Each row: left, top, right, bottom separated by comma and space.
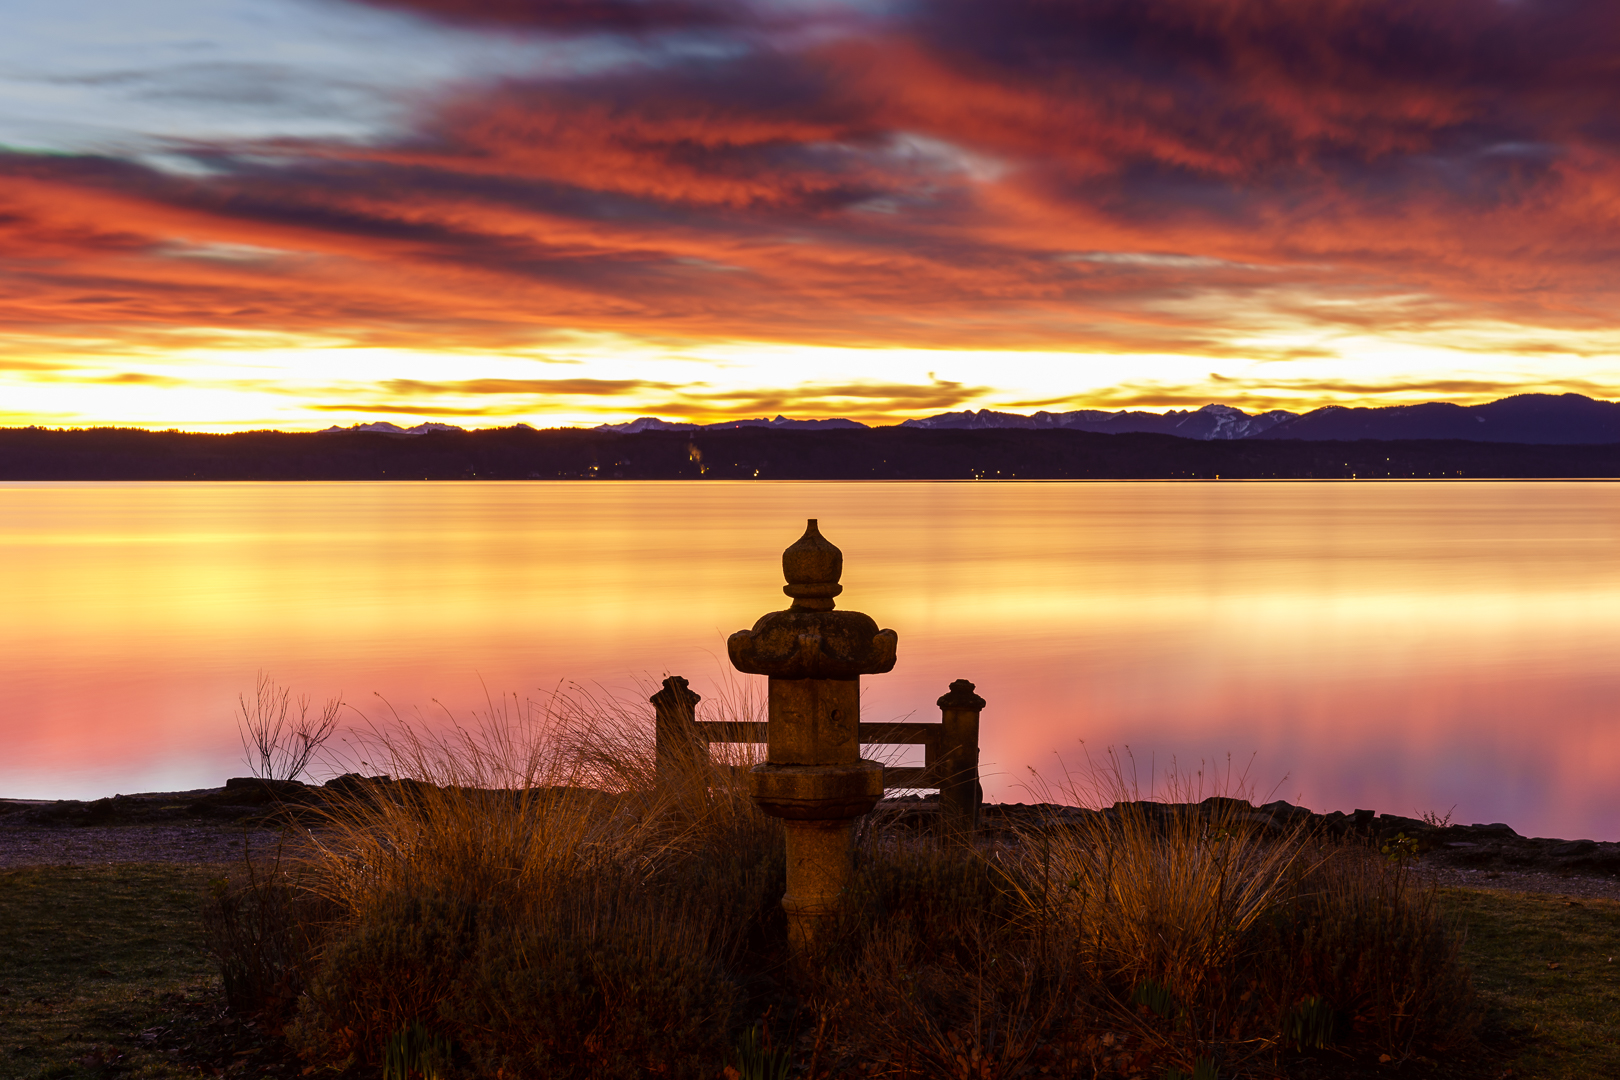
653, 676, 984, 831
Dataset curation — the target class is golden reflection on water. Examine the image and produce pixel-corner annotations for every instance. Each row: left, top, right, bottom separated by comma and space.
2, 481, 1616, 840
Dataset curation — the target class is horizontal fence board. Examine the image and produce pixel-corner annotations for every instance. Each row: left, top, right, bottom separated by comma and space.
694, 720, 945, 747
857, 722, 941, 745
693, 721, 769, 743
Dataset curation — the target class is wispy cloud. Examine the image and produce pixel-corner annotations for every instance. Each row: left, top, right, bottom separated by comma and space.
349, 373, 993, 423
382, 378, 682, 396
95, 372, 187, 386
700, 390, 981, 422
308, 402, 533, 417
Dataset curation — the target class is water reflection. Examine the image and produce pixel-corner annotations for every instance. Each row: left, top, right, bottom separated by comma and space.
1, 480, 1615, 840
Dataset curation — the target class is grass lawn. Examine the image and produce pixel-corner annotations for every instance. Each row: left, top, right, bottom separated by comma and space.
1441, 886, 1620, 1080
0, 863, 287, 1080
1, 865, 1615, 1078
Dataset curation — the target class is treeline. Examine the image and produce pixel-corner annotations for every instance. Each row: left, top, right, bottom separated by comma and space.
3, 425, 1620, 480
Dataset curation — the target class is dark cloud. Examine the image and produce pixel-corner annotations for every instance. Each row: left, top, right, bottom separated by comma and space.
918, 0, 1620, 153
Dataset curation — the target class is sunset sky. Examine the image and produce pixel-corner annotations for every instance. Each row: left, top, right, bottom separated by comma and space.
5, 0, 1620, 431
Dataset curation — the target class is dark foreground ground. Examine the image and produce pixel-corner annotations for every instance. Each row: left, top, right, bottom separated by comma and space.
1, 781, 1617, 1079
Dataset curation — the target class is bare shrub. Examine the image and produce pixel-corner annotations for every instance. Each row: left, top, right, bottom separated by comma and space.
237, 672, 343, 782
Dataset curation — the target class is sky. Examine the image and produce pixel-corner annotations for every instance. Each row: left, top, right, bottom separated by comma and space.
4, 0, 1620, 431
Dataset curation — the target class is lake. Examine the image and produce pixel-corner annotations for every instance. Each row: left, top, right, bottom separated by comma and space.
2, 480, 1616, 841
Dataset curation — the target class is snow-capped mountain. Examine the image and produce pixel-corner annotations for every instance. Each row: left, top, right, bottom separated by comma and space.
595, 415, 868, 433
318, 421, 466, 435
898, 404, 1297, 440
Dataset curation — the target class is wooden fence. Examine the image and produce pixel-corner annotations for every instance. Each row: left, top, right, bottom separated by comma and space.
652, 676, 985, 830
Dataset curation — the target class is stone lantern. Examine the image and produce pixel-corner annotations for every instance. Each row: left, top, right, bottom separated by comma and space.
728, 520, 896, 951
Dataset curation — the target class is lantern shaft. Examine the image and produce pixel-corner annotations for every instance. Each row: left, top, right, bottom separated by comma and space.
730, 520, 895, 954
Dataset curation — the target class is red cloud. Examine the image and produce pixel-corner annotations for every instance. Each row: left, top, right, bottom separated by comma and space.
5, 0, 1620, 363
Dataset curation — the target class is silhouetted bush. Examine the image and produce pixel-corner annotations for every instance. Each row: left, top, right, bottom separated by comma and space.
202, 847, 336, 1020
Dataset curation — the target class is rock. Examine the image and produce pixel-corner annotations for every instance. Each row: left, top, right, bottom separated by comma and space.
220, 777, 309, 805
1243, 811, 1284, 833
1200, 796, 1254, 818
1376, 813, 1426, 833
1468, 822, 1519, 838
1260, 800, 1313, 823
321, 773, 393, 798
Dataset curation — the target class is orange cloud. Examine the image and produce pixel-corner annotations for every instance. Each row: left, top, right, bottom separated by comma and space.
6, 0, 1620, 424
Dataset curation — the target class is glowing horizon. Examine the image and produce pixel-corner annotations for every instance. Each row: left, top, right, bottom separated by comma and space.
5, 0, 1620, 430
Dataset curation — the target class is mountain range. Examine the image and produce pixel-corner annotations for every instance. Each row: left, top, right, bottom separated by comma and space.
11, 423, 1620, 480
577, 393, 1620, 445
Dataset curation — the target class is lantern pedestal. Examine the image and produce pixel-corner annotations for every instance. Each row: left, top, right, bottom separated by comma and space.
729, 520, 896, 954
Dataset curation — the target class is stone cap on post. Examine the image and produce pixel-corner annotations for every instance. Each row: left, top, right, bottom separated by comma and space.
937, 679, 986, 711
728, 519, 898, 680
650, 674, 701, 714
652, 674, 703, 779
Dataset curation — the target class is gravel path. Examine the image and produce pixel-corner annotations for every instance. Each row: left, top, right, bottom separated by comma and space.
0, 823, 293, 869
1413, 863, 1620, 902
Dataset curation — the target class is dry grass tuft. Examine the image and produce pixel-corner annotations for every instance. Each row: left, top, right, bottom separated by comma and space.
261, 682, 783, 1077
997, 751, 1480, 1073
204, 708, 1480, 1078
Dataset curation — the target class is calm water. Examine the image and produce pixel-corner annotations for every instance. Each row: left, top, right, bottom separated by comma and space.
2, 481, 1616, 841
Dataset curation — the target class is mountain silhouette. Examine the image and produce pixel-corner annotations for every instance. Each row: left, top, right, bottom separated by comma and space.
895, 394, 1620, 444
1253, 394, 1620, 444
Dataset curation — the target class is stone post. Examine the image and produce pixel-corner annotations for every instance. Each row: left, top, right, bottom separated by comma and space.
729, 520, 896, 954
936, 679, 985, 834
651, 675, 701, 781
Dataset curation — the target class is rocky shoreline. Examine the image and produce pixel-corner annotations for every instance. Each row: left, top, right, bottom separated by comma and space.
3, 776, 1617, 890
974, 798, 1620, 878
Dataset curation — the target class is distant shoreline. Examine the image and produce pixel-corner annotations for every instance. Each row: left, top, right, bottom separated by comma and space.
4, 425, 1620, 481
